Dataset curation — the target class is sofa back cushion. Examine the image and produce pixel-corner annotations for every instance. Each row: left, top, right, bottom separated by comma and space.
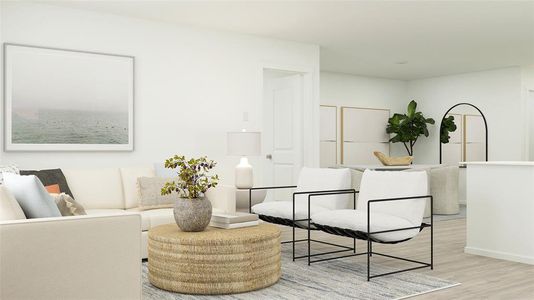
0, 186, 26, 221
2, 173, 61, 218
62, 168, 124, 209
119, 167, 156, 209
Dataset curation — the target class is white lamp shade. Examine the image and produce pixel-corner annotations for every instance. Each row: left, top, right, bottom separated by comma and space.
227, 132, 261, 156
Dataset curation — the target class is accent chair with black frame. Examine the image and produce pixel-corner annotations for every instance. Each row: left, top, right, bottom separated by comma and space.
309, 170, 433, 281
249, 167, 354, 260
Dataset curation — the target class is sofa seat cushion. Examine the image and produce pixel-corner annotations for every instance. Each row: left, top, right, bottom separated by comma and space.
252, 201, 329, 226
311, 209, 419, 243
85, 209, 129, 216
127, 208, 174, 231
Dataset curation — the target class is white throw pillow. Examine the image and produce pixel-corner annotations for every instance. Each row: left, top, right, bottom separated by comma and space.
2, 173, 61, 218
0, 165, 20, 185
0, 186, 26, 221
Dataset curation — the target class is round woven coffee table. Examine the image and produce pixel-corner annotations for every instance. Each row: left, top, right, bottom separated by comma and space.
148, 223, 281, 295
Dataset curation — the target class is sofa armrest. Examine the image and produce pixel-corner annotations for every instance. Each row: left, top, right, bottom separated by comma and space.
0, 214, 141, 300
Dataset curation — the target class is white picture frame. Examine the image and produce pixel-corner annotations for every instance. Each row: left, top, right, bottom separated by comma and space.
3, 43, 134, 151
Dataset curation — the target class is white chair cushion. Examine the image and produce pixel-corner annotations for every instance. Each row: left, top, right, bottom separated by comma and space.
119, 166, 156, 209
252, 201, 329, 225
358, 170, 428, 227
0, 186, 26, 221
312, 209, 420, 242
294, 167, 352, 210
62, 168, 125, 209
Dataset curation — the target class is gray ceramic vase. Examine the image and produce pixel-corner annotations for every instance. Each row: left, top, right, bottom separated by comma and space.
173, 197, 212, 232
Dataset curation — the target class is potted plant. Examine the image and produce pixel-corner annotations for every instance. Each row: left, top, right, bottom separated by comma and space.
161, 155, 219, 232
386, 100, 435, 156
440, 115, 458, 144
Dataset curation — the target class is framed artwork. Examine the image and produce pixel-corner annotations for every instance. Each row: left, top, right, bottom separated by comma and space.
3, 43, 134, 151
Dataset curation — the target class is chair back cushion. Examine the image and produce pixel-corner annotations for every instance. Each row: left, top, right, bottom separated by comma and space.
62, 168, 125, 209
358, 170, 428, 226
295, 167, 352, 210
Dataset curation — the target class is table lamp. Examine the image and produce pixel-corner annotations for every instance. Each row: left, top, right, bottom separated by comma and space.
227, 130, 261, 189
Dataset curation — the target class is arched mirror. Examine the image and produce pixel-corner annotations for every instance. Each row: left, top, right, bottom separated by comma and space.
439, 103, 488, 165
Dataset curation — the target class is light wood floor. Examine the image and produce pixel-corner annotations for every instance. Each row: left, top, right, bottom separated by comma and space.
279, 218, 534, 300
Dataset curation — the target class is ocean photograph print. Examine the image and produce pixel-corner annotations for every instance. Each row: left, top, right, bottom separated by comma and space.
3, 43, 134, 151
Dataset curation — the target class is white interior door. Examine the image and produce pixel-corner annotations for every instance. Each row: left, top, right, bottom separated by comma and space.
263, 73, 302, 201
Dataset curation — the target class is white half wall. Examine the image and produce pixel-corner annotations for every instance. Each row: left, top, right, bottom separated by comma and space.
408, 67, 523, 163
320, 71, 409, 161
0, 2, 320, 185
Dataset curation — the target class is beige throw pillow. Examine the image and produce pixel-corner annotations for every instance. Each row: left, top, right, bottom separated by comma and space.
51, 193, 87, 216
137, 177, 178, 210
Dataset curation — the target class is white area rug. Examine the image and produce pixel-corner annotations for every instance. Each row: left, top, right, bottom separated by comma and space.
143, 245, 459, 300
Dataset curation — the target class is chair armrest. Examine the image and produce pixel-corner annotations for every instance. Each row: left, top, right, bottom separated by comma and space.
0, 214, 142, 300
366, 195, 433, 234
248, 185, 297, 212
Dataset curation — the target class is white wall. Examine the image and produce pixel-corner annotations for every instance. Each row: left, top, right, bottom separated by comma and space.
408, 67, 523, 163
0, 2, 320, 185
320, 71, 409, 161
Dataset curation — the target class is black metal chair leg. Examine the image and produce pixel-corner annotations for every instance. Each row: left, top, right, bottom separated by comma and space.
367, 239, 371, 281
431, 197, 434, 270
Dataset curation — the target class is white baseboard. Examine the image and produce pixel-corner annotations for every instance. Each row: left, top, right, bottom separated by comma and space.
465, 246, 534, 265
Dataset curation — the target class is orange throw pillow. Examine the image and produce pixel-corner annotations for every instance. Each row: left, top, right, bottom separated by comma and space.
45, 184, 61, 194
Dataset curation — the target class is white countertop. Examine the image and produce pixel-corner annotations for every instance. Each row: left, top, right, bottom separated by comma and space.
462, 161, 534, 166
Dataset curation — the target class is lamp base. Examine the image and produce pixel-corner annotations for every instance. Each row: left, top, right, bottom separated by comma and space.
235, 157, 253, 189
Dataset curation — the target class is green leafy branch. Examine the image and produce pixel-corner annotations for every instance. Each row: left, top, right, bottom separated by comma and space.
161, 155, 219, 199
386, 100, 435, 156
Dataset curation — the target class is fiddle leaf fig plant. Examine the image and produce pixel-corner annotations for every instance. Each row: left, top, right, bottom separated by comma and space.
386, 100, 435, 156
440, 115, 458, 144
161, 155, 219, 199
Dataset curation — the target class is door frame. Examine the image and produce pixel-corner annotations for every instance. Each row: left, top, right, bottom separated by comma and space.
522, 88, 534, 160
257, 63, 318, 186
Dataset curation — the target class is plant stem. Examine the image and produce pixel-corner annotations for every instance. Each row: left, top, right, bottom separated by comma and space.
403, 142, 410, 155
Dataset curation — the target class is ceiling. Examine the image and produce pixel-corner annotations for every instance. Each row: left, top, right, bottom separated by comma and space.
43, 1, 534, 80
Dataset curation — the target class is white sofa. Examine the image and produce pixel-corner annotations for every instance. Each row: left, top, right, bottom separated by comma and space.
61, 166, 235, 259
0, 213, 142, 300
0, 166, 234, 300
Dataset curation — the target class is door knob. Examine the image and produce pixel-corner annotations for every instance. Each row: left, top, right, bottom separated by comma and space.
266, 154, 272, 160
